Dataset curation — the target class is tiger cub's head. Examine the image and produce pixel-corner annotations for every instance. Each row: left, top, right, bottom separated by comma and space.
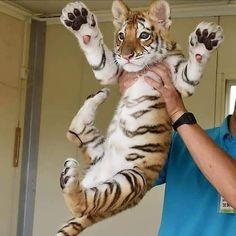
112, 0, 175, 72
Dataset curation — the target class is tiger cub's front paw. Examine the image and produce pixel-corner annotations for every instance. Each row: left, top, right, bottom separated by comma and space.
60, 1, 98, 45
60, 158, 80, 192
189, 22, 224, 63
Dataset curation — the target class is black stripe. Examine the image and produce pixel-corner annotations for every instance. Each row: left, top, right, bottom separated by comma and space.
93, 137, 105, 148
92, 187, 98, 208
137, 17, 145, 22
170, 51, 185, 57
66, 217, 76, 223
182, 65, 199, 86
137, 20, 145, 29
126, 153, 145, 161
174, 59, 186, 73
172, 42, 177, 50
187, 91, 193, 96
119, 169, 145, 207
150, 45, 155, 50
131, 170, 140, 193
71, 222, 83, 231
130, 109, 150, 119
148, 102, 166, 109
124, 95, 159, 108
131, 143, 167, 153
95, 186, 109, 212
121, 169, 145, 206
114, 63, 121, 77
136, 95, 159, 103
57, 229, 70, 236
80, 191, 88, 216
121, 121, 169, 138
77, 124, 87, 135
91, 45, 106, 71
141, 45, 149, 53
85, 128, 95, 135
107, 181, 122, 210
121, 172, 135, 192
91, 152, 104, 165
119, 190, 135, 208
87, 215, 96, 224
83, 135, 101, 145
145, 164, 163, 173
68, 130, 83, 147
93, 191, 103, 213
107, 182, 114, 194
118, 173, 137, 206
132, 168, 146, 186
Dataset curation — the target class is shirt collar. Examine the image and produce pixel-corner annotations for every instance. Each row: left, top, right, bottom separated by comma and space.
219, 115, 231, 139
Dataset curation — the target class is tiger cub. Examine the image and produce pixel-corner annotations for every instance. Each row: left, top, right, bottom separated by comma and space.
57, 0, 223, 235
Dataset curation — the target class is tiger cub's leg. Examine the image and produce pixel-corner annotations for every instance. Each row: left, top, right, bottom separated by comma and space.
60, 2, 120, 84
56, 216, 91, 236
174, 22, 224, 96
67, 88, 109, 165
58, 161, 147, 235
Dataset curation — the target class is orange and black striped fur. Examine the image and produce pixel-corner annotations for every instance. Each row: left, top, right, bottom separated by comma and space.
58, 0, 223, 235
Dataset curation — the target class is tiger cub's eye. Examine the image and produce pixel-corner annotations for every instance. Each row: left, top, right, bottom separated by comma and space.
139, 32, 150, 40
118, 32, 125, 41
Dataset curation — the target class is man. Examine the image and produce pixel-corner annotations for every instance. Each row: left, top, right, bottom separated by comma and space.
119, 63, 236, 236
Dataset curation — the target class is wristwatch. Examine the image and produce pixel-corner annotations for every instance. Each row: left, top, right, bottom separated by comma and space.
172, 112, 197, 131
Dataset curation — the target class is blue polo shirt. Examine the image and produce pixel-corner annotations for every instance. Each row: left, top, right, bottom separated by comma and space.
155, 115, 236, 236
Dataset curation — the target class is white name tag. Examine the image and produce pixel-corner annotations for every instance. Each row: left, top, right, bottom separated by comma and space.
219, 196, 236, 214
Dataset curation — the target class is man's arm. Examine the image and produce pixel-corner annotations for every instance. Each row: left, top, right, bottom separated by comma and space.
144, 63, 236, 209
176, 121, 236, 209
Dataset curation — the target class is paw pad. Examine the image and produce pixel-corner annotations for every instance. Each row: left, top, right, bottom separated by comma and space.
63, 7, 96, 31
195, 28, 219, 50
195, 53, 203, 62
65, 8, 88, 31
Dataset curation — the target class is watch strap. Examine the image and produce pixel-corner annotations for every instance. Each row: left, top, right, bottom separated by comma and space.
172, 112, 197, 131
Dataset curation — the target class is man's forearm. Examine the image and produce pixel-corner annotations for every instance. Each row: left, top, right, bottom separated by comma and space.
177, 123, 236, 209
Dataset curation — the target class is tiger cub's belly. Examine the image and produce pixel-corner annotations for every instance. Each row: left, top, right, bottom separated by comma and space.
82, 78, 169, 188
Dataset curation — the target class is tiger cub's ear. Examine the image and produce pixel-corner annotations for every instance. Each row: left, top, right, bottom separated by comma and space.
112, 0, 130, 29
149, 0, 172, 30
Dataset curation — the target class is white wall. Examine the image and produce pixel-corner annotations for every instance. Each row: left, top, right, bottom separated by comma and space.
0, 12, 26, 236
215, 16, 236, 124
33, 24, 83, 235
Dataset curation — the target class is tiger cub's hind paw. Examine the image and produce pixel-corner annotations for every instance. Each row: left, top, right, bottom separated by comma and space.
189, 22, 224, 62
60, 1, 98, 44
86, 88, 110, 106
60, 158, 80, 192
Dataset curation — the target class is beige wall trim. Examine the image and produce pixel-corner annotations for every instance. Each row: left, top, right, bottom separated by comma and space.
47, 2, 236, 25
1, 1, 236, 24
0, 1, 32, 21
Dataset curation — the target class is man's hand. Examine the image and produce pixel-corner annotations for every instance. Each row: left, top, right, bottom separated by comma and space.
118, 63, 188, 123
143, 63, 187, 123
118, 70, 138, 94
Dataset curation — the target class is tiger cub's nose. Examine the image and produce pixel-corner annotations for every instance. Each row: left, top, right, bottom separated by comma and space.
123, 52, 135, 60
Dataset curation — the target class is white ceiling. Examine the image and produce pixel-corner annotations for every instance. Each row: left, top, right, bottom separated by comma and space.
9, 0, 235, 17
